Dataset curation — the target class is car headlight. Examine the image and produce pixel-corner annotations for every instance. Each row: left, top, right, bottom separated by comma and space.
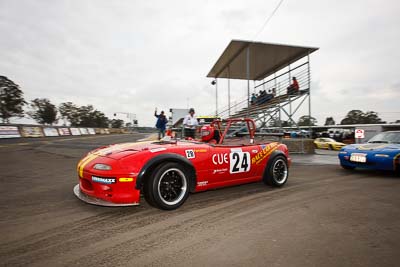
93, 163, 112, 170
374, 154, 389, 158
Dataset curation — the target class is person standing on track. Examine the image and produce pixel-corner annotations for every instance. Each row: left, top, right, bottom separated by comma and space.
183, 108, 198, 138
154, 108, 168, 140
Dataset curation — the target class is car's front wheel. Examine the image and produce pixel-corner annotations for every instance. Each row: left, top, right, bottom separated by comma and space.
144, 162, 189, 210
264, 155, 289, 187
341, 164, 355, 170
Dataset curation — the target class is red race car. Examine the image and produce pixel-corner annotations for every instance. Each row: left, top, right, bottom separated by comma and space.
74, 118, 291, 210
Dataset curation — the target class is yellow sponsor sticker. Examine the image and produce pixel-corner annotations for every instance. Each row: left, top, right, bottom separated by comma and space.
119, 177, 134, 182
252, 142, 279, 165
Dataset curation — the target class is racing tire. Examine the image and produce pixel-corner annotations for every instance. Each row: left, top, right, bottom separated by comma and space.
341, 164, 355, 170
263, 155, 289, 187
143, 162, 190, 210
394, 165, 400, 177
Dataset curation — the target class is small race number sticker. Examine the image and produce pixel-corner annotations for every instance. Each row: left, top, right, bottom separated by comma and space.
185, 149, 195, 159
229, 152, 250, 173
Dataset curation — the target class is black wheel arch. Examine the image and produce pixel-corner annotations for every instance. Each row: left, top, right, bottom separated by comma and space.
262, 150, 288, 181
136, 153, 197, 192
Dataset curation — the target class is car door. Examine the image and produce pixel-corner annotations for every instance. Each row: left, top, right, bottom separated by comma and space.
206, 145, 259, 186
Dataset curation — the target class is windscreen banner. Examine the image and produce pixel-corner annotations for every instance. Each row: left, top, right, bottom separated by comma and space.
43, 127, 59, 137
58, 128, 71, 136
79, 128, 89, 135
20, 126, 44, 137
70, 128, 81, 136
0, 126, 21, 138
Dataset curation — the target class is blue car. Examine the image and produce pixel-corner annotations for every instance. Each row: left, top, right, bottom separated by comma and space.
338, 131, 400, 174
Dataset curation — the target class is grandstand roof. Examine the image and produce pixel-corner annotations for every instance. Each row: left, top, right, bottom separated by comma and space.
207, 40, 318, 81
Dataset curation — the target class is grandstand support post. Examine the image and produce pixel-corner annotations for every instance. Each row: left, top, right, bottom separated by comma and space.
246, 46, 250, 117
215, 78, 218, 116
228, 65, 231, 117
274, 73, 281, 131
307, 53, 311, 136
289, 65, 292, 112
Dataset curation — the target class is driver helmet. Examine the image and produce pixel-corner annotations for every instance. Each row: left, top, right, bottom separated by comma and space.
201, 125, 215, 141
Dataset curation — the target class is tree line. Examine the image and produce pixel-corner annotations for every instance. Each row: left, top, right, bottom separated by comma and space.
1, 75, 397, 127
269, 110, 389, 127
0, 76, 124, 128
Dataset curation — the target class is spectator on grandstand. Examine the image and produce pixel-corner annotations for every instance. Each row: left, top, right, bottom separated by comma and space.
257, 88, 276, 105
287, 77, 299, 95
264, 88, 276, 103
183, 108, 199, 138
250, 93, 257, 105
154, 108, 168, 139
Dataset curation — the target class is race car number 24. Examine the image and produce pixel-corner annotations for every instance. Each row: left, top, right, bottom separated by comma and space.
229, 152, 251, 174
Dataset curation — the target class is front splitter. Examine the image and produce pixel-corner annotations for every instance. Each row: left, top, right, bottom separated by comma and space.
73, 184, 139, 207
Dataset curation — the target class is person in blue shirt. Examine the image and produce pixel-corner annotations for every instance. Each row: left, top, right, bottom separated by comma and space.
154, 108, 168, 140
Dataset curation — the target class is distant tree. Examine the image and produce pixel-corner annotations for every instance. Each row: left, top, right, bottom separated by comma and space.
298, 115, 317, 126
58, 103, 109, 127
59, 102, 80, 126
28, 98, 58, 125
110, 119, 124, 128
0, 76, 26, 123
77, 105, 109, 127
341, 110, 385, 124
395, 120, 400, 123
340, 110, 364, 125
269, 119, 294, 127
363, 111, 385, 124
88, 109, 109, 128
324, 117, 335, 126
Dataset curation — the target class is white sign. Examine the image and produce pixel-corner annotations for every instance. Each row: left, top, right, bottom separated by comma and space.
355, 129, 365, 139
0, 126, 21, 138
229, 152, 251, 174
43, 127, 59, 137
79, 128, 89, 135
70, 128, 81, 136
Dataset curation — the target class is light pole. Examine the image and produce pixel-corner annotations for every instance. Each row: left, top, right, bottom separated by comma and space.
113, 112, 138, 127
211, 79, 218, 117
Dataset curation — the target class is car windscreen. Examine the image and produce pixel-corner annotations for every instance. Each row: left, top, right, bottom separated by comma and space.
368, 132, 400, 144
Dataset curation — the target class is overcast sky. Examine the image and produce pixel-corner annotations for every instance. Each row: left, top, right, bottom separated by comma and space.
1, 0, 399, 126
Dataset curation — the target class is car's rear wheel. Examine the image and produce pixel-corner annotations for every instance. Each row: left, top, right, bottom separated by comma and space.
264, 155, 288, 187
329, 144, 334, 150
144, 162, 189, 210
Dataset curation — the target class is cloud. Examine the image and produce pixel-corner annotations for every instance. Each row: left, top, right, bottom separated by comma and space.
1, 0, 400, 126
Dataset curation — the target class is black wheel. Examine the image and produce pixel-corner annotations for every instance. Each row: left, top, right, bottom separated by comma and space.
328, 144, 333, 150
394, 165, 400, 177
264, 155, 289, 187
341, 164, 355, 170
143, 162, 189, 210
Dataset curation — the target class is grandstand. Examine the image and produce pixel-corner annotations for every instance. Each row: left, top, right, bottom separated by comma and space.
207, 40, 318, 131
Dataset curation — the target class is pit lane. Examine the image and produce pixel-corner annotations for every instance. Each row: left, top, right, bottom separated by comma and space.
0, 135, 399, 267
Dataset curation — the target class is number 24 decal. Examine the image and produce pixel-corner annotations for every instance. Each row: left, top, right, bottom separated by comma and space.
230, 152, 251, 173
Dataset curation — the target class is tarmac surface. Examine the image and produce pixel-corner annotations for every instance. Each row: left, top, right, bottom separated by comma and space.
0, 134, 400, 266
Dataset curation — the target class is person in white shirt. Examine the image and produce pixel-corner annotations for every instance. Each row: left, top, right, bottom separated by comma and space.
183, 108, 199, 138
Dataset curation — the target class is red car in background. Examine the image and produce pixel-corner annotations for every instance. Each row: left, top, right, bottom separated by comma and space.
74, 118, 291, 210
